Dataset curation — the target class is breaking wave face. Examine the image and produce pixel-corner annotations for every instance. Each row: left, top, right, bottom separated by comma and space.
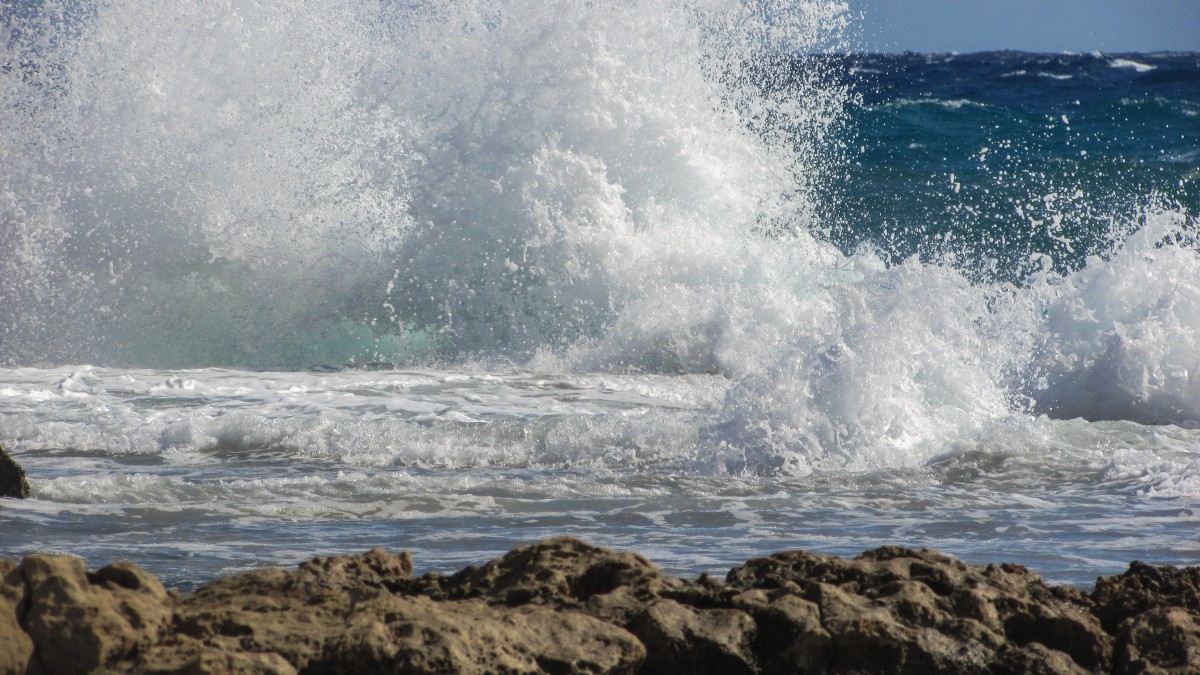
3, 1, 1200, 478
700, 208, 1200, 476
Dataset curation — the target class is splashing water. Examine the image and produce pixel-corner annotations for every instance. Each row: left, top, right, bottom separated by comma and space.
1, 1, 1199, 479
1, 0, 851, 370
702, 208, 1200, 476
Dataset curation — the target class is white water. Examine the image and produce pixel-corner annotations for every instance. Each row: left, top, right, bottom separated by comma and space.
2, 365, 1199, 588
1, 0, 1199, 585
1, 0, 848, 370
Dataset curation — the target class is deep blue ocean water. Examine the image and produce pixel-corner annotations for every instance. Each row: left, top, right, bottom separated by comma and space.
1, 2, 1197, 590
828, 51, 1199, 278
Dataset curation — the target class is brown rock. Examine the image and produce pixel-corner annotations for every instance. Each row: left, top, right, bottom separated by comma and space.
137, 547, 644, 674
131, 644, 298, 675
290, 545, 413, 593
811, 579, 998, 674
730, 589, 831, 674
0, 558, 37, 675
399, 536, 684, 633
725, 546, 1110, 673
412, 537, 666, 606
991, 641, 1093, 675
0, 445, 30, 499
1089, 561, 1200, 674
3, 538, 1200, 675
1114, 607, 1200, 674
1093, 561, 1200, 634
142, 597, 643, 674
20, 555, 171, 675
627, 598, 756, 674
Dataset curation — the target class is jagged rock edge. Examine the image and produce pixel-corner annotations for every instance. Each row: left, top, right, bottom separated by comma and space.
0, 537, 1196, 674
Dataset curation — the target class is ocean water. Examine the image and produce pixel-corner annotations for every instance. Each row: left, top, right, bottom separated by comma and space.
1, 1, 1198, 590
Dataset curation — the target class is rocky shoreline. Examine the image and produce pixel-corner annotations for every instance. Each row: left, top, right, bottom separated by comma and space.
0, 537, 1196, 674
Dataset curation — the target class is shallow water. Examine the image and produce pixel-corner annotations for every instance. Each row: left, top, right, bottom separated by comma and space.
2, 366, 1197, 590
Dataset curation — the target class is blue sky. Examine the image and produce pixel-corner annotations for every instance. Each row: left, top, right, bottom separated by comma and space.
847, 0, 1200, 53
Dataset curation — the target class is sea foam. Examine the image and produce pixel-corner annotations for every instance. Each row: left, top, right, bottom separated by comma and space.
3, 1, 1199, 481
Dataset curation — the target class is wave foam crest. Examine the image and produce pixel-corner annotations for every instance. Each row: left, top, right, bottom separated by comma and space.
703, 209, 1200, 476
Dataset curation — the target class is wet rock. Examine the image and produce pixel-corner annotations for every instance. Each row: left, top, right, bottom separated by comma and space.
0, 445, 31, 499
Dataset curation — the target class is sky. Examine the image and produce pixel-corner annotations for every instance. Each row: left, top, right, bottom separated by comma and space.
847, 0, 1200, 53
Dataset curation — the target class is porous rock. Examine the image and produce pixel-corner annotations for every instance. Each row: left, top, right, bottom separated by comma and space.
1092, 562, 1200, 674
626, 598, 756, 674
403, 536, 672, 620
0, 558, 37, 675
19, 555, 171, 675
133, 546, 643, 674
1092, 561, 1200, 632
1114, 607, 1200, 674
0, 445, 31, 499
723, 545, 1112, 673
1, 538, 1198, 674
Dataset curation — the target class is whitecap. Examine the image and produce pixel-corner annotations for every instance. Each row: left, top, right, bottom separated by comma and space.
1109, 58, 1156, 73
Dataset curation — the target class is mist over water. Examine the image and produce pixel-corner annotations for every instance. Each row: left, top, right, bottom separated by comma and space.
1, 0, 849, 369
